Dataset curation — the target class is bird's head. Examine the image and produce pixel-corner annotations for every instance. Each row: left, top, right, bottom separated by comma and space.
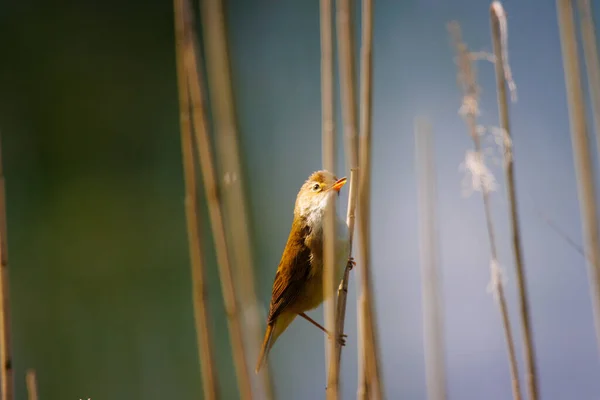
294, 170, 347, 221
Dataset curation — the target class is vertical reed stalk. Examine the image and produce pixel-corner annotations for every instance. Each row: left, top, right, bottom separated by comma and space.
490, 3, 538, 400
577, 0, 600, 176
198, 0, 273, 397
25, 370, 38, 400
0, 132, 13, 400
356, 309, 368, 400
173, 0, 219, 397
329, 0, 360, 393
556, 0, 600, 355
320, 0, 339, 398
181, 1, 268, 398
448, 21, 522, 400
415, 118, 447, 400
356, 0, 384, 397
199, 0, 275, 398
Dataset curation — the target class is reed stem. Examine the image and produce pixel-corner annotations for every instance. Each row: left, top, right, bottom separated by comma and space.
0, 131, 13, 400
415, 118, 447, 400
576, 0, 600, 173
320, 0, 340, 397
173, 1, 219, 397
490, 3, 538, 400
329, 0, 360, 394
556, 0, 600, 357
198, 0, 274, 397
25, 370, 38, 400
448, 21, 522, 400
356, 0, 384, 397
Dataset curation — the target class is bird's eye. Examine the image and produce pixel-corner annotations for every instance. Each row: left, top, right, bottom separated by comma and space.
312, 183, 321, 192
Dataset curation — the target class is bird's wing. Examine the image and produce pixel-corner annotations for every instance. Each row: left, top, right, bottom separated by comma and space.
267, 226, 312, 324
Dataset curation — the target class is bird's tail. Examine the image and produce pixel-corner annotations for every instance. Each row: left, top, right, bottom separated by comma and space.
255, 324, 274, 373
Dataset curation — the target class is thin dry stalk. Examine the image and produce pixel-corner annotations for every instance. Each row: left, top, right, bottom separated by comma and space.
320, 0, 340, 398
328, 0, 360, 393
556, 0, 600, 355
25, 370, 38, 400
356, 0, 384, 397
490, 3, 538, 400
448, 21, 522, 400
181, 1, 261, 398
198, 0, 273, 398
415, 118, 447, 400
577, 0, 600, 175
173, 1, 219, 398
0, 132, 13, 400
356, 309, 368, 400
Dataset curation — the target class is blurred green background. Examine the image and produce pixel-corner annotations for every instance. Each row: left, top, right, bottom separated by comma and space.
0, 1, 243, 399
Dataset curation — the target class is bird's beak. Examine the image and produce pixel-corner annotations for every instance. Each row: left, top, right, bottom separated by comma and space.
330, 177, 347, 192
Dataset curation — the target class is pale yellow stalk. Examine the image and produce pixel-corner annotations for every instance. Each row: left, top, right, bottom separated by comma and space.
0, 132, 13, 400
329, 0, 360, 393
490, 3, 538, 400
415, 118, 447, 400
556, 0, 600, 357
173, 0, 219, 397
25, 370, 39, 400
356, 0, 384, 397
320, 0, 339, 398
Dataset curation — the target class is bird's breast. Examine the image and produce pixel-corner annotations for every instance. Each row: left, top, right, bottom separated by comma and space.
307, 216, 349, 280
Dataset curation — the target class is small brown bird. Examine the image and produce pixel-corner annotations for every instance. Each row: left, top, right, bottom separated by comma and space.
255, 170, 352, 373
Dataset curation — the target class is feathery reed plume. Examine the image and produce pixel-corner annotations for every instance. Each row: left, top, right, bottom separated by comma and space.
577, 0, 600, 174
0, 132, 13, 400
490, 3, 538, 400
25, 370, 38, 400
448, 21, 522, 400
320, 0, 340, 398
556, 0, 600, 355
415, 117, 447, 400
173, 0, 219, 397
329, 0, 360, 393
356, 0, 384, 397
199, 0, 273, 398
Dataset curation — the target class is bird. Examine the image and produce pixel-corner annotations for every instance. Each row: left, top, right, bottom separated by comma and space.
255, 170, 353, 373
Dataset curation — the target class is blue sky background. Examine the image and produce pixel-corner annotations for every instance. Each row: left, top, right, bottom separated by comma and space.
2, 0, 600, 399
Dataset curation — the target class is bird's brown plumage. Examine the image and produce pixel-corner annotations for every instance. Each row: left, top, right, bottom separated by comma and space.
267, 222, 313, 324
255, 170, 348, 373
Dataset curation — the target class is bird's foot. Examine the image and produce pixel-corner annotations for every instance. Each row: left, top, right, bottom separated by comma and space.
329, 332, 348, 346
347, 257, 356, 270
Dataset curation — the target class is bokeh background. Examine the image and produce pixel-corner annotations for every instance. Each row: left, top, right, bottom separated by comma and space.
2, 0, 600, 399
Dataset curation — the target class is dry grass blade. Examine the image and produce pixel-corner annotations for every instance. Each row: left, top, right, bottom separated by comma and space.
415, 118, 447, 400
329, 0, 360, 392
556, 0, 600, 355
0, 132, 13, 400
320, 0, 340, 398
448, 21, 522, 400
173, 0, 219, 398
490, 3, 538, 400
577, 0, 600, 176
199, 0, 273, 398
356, 0, 384, 397
25, 370, 39, 400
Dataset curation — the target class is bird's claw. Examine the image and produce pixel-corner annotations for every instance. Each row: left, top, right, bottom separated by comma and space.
329, 333, 348, 346
347, 257, 356, 270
